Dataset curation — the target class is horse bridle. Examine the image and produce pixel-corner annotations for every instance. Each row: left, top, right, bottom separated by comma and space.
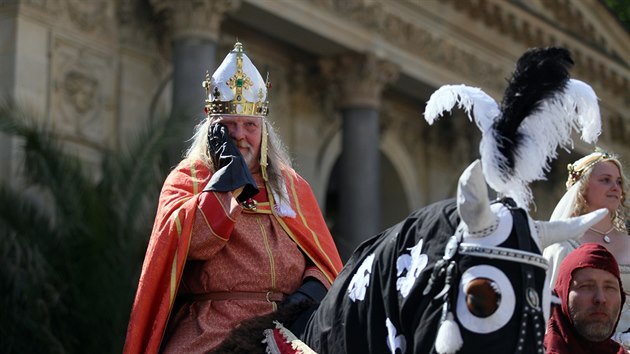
431, 199, 547, 354
505, 201, 546, 354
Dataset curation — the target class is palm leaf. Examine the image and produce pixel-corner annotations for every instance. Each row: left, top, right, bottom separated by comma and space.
0, 100, 183, 353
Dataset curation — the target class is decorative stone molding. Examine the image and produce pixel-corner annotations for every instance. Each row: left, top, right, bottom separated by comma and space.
3, 0, 59, 10
399, 28, 507, 93
311, 0, 386, 31
286, 62, 341, 135
319, 53, 399, 109
439, 0, 629, 107
309, 0, 509, 94
539, 0, 604, 51
605, 111, 630, 142
116, 0, 162, 54
308, 0, 628, 107
66, 0, 109, 33
149, 0, 241, 41
7, 0, 63, 24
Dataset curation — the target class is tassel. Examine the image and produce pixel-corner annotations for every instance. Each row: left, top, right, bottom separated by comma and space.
260, 120, 269, 181
435, 311, 464, 354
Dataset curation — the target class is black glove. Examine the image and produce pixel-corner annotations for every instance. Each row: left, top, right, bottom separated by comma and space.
280, 278, 328, 308
203, 123, 259, 202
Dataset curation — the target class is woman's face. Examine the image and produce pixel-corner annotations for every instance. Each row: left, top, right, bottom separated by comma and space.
584, 160, 623, 213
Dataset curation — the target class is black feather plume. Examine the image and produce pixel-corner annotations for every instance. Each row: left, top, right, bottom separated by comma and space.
494, 47, 574, 171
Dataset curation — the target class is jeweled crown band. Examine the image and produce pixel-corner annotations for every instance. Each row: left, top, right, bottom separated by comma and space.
206, 100, 269, 116
566, 150, 611, 189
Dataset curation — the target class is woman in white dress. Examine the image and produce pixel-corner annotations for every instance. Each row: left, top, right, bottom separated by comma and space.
543, 150, 630, 340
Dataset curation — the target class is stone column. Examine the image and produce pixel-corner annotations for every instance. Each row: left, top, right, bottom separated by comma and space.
320, 53, 399, 259
150, 0, 240, 164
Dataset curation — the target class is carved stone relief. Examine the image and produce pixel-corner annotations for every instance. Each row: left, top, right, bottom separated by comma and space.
149, 0, 241, 41
63, 70, 98, 115
116, 0, 162, 54
319, 53, 399, 109
65, 0, 109, 33
12, 0, 64, 18
51, 35, 114, 145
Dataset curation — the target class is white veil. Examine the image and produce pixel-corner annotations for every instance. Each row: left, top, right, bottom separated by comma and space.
549, 181, 582, 220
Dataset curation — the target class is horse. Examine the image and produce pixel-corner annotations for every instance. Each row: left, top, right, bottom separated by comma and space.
212, 160, 606, 354
211, 46, 604, 354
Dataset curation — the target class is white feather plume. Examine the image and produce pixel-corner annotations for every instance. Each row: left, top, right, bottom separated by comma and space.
491, 79, 601, 208
423, 84, 500, 132
423, 80, 601, 209
564, 79, 601, 143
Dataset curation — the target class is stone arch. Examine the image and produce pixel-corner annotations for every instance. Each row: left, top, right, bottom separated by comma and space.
380, 128, 421, 212
320, 128, 418, 256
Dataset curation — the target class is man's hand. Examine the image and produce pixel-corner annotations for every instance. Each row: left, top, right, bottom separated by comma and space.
203, 123, 259, 202
280, 278, 327, 308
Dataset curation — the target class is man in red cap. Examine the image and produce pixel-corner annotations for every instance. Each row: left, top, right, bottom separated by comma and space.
545, 242, 626, 354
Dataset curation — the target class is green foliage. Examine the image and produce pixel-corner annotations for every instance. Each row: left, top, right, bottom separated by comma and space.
605, 0, 630, 30
0, 101, 184, 353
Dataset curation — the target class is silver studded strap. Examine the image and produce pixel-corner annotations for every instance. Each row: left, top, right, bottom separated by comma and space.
458, 243, 549, 271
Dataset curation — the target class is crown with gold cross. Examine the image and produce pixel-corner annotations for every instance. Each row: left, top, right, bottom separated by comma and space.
203, 41, 270, 117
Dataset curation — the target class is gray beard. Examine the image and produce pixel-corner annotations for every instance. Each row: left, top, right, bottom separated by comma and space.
569, 305, 616, 342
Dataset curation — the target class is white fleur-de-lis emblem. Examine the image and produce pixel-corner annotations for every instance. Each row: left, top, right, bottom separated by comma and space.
348, 253, 375, 302
396, 238, 429, 298
386, 317, 407, 354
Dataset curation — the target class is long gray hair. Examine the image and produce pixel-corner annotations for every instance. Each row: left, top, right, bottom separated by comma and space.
185, 116, 293, 205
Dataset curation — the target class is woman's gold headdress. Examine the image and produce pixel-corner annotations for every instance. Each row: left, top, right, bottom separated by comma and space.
566, 148, 611, 189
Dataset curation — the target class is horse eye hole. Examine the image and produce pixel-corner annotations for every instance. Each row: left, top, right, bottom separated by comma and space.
465, 277, 501, 318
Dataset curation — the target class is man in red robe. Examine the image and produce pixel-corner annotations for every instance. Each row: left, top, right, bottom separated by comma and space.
123, 41, 343, 354
544, 243, 625, 354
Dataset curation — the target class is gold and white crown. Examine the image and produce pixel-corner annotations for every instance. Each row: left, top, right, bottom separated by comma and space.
203, 41, 270, 117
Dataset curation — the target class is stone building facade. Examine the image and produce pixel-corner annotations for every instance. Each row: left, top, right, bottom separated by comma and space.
1, 0, 629, 259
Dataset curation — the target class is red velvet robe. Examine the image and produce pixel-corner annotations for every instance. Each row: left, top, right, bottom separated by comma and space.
123, 159, 343, 354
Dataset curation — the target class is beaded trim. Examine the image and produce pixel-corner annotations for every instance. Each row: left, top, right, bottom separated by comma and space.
458, 243, 549, 270
514, 303, 545, 354
463, 222, 498, 238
